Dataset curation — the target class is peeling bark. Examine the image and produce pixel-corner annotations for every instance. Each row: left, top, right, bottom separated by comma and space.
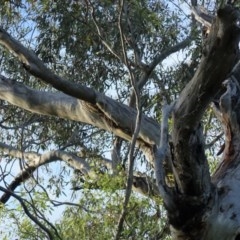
172, 5, 240, 197
203, 73, 240, 239
0, 3, 240, 240
167, 5, 240, 239
0, 75, 160, 147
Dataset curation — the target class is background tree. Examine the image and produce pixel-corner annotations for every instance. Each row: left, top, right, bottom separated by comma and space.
0, 0, 240, 239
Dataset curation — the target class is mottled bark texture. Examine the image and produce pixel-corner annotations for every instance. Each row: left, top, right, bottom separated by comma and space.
166, 5, 240, 239
0, 3, 240, 240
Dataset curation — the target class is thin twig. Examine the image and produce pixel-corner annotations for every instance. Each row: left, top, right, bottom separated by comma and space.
87, 0, 122, 62
0, 143, 91, 203
0, 186, 57, 240
114, 0, 142, 239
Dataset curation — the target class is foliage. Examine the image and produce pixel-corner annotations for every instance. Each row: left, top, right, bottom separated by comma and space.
57, 193, 166, 239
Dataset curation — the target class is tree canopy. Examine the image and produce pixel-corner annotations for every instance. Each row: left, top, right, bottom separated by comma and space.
1, 0, 240, 239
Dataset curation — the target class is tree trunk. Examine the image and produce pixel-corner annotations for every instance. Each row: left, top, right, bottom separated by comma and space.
163, 5, 240, 239
1, 3, 240, 240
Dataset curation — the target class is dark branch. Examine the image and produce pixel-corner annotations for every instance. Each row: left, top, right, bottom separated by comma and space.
172, 5, 240, 195
0, 27, 96, 104
0, 186, 56, 239
0, 143, 91, 203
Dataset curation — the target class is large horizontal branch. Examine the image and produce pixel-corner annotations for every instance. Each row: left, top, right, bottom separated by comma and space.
0, 24, 179, 118
0, 26, 190, 147
172, 5, 240, 195
0, 75, 160, 147
0, 28, 97, 104
0, 142, 159, 203
0, 142, 91, 174
0, 25, 189, 171
0, 142, 92, 203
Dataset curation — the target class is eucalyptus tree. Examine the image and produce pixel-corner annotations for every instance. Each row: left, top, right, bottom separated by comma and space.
0, 0, 240, 239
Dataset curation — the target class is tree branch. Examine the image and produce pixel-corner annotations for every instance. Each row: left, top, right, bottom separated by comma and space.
150, 36, 192, 72
129, 36, 192, 109
0, 186, 56, 240
87, 0, 122, 62
0, 27, 96, 104
115, 1, 142, 237
191, 5, 214, 28
0, 141, 159, 203
0, 142, 93, 203
0, 75, 161, 147
212, 61, 240, 181
172, 5, 240, 196
0, 142, 91, 173
111, 137, 123, 172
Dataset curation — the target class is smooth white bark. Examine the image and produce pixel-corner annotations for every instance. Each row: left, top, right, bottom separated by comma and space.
0, 75, 160, 146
